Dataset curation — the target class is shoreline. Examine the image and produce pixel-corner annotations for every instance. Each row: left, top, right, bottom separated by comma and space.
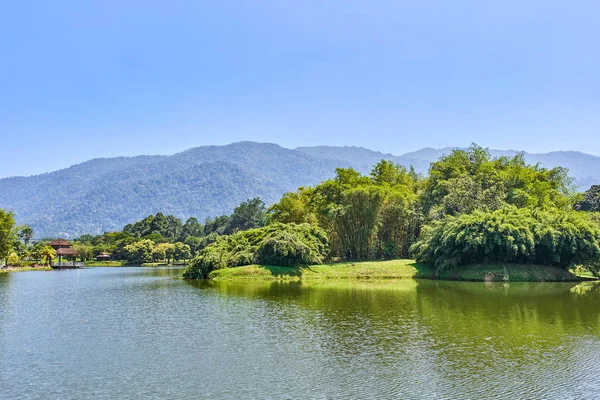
0, 266, 52, 273
206, 260, 590, 283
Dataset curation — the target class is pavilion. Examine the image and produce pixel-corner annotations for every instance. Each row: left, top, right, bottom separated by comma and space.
96, 252, 111, 262
49, 238, 79, 263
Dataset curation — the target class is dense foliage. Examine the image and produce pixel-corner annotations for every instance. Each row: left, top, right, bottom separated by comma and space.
182, 223, 329, 279
411, 207, 600, 271
269, 160, 422, 261
421, 145, 573, 218
0, 209, 15, 262
71, 198, 267, 264
575, 185, 600, 212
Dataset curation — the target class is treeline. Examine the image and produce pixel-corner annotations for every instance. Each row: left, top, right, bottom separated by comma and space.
72, 198, 268, 264
0, 212, 57, 266
185, 145, 600, 279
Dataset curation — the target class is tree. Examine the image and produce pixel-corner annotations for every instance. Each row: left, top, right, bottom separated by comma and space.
17, 226, 34, 246
204, 215, 231, 235
73, 243, 93, 262
267, 162, 423, 262
123, 212, 183, 241
184, 236, 204, 255
420, 145, 573, 219
152, 243, 165, 262
411, 207, 600, 272
0, 209, 15, 264
181, 217, 203, 240
152, 243, 174, 262
173, 242, 191, 262
7, 252, 20, 266
575, 185, 600, 212
267, 189, 317, 225
226, 198, 267, 234
39, 246, 57, 265
183, 223, 330, 279
124, 240, 155, 264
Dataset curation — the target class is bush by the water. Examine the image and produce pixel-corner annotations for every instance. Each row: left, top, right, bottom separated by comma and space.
411, 207, 600, 272
183, 223, 329, 279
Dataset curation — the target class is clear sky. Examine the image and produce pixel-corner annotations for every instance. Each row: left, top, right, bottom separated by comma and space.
1, 0, 599, 178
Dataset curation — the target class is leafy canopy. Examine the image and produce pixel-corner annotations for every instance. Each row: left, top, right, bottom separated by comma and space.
421, 145, 573, 218
0, 209, 16, 260
411, 207, 600, 272
183, 223, 329, 279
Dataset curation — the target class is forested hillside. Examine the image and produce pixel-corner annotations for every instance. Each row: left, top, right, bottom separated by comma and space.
1, 141, 599, 237
0, 143, 352, 237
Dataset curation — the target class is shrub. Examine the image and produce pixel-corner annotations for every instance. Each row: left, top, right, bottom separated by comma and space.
411, 207, 600, 272
183, 223, 329, 279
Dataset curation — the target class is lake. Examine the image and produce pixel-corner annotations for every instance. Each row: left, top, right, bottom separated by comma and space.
1, 267, 599, 399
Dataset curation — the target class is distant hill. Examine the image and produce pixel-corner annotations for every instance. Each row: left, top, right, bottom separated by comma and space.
295, 145, 430, 174
299, 146, 600, 189
1, 142, 599, 237
0, 142, 352, 237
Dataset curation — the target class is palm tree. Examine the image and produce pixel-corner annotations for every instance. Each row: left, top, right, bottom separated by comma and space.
39, 246, 56, 266
18, 226, 34, 246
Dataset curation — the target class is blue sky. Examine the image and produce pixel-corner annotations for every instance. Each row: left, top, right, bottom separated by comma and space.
1, 0, 599, 178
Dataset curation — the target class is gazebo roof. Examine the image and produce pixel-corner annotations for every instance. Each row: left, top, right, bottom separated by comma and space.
50, 238, 72, 247
56, 247, 78, 256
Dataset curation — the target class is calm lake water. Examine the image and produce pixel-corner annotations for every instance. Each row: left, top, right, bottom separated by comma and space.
1, 267, 600, 399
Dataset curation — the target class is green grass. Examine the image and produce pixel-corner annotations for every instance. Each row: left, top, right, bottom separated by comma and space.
85, 260, 126, 267
0, 266, 52, 273
208, 260, 586, 282
427, 263, 581, 282
140, 262, 188, 267
210, 260, 425, 281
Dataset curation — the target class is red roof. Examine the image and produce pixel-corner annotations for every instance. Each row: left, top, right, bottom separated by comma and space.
56, 247, 78, 256
50, 238, 72, 247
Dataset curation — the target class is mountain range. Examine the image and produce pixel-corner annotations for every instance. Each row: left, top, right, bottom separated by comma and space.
1, 142, 599, 237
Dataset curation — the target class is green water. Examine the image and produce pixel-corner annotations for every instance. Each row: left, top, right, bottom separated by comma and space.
1, 268, 599, 399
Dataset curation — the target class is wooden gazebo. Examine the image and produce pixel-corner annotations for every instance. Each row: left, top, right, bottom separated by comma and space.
96, 252, 111, 261
49, 239, 82, 269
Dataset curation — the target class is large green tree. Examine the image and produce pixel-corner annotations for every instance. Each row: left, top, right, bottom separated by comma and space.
269, 162, 422, 261
16, 225, 34, 246
225, 198, 267, 234
180, 217, 203, 240
0, 209, 16, 263
575, 185, 600, 212
124, 239, 155, 264
421, 145, 573, 219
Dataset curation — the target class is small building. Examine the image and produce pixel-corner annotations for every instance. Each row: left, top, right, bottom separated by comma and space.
96, 252, 111, 262
49, 238, 82, 269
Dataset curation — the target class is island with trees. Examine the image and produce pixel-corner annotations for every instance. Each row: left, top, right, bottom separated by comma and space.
2, 145, 600, 281
183, 145, 600, 281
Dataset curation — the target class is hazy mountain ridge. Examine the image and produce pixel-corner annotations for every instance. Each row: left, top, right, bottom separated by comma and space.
0, 143, 352, 237
1, 142, 598, 237
298, 145, 600, 189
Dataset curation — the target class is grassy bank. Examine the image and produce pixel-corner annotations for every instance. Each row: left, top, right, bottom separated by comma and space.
0, 266, 52, 273
208, 260, 586, 282
209, 260, 420, 281
425, 263, 582, 282
140, 262, 188, 267
84, 261, 188, 267
84, 260, 126, 267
